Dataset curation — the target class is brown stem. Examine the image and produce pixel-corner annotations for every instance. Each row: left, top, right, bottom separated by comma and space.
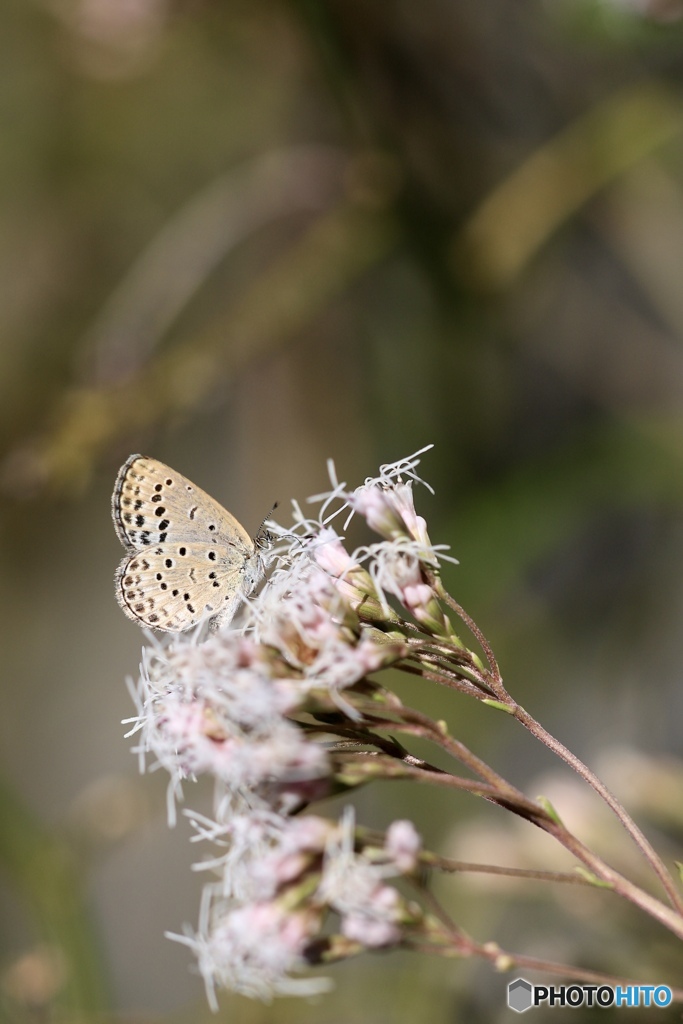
403, 641, 497, 694
372, 701, 528, 802
420, 588, 683, 918
540, 817, 683, 941
459, 935, 683, 999
511, 701, 683, 915
396, 660, 489, 700
351, 679, 683, 939
383, 758, 683, 942
431, 577, 502, 684
407, 876, 468, 939
425, 855, 597, 886
406, 635, 489, 673
337, 752, 550, 820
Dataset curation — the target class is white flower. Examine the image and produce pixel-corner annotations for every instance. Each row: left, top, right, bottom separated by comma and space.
317, 809, 409, 949
249, 815, 334, 895
171, 896, 331, 1006
384, 820, 422, 873
187, 809, 289, 901
255, 562, 404, 694
309, 527, 360, 577
349, 480, 432, 547
290, 446, 457, 577
127, 636, 329, 797
340, 888, 403, 947
359, 446, 436, 494
309, 527, 398, 621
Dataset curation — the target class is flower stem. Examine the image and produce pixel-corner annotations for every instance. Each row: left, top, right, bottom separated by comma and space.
360, 699, 532, 803
511, 701, 683, 914
432, 578, 502, 683
378, 757, 683, 942
427, 585, 683, 916
424, 926, 683, 999
425, 854, 596, 886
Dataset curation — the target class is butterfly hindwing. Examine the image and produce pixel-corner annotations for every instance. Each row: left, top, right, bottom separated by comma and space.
115, 541, 246, 631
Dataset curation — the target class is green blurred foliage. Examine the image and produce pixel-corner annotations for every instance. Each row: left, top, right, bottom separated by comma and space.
2, 0, 683, 1020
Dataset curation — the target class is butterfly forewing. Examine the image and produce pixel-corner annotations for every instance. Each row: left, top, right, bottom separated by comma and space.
112, 455, 262, 632
112, 455, 253, 550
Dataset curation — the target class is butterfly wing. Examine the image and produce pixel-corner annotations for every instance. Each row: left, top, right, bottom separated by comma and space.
112, 455, 260, 632
115, 541, 248, 631
112, 454, 253, 550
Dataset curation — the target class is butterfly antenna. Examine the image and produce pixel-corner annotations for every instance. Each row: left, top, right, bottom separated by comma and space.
255, 502, 278, 547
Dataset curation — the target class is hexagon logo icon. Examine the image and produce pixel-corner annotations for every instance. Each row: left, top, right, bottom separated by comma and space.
508, 978, 533, 1013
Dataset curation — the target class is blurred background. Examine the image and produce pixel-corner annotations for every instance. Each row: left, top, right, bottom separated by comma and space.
3, 0, 683, 1020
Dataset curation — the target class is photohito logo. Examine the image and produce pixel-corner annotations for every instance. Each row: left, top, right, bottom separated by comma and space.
507, 979, 673, 1012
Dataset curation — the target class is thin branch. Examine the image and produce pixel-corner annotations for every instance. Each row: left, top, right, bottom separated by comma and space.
512, 701, 683, 915
425, 855, 598, 886
421, 926, 683, 1000
396, 660, 489, 700
431, 577, 502, 684
348, 753, 683, 942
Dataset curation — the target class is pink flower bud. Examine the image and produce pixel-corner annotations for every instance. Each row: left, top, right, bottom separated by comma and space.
385, 820, 422, 873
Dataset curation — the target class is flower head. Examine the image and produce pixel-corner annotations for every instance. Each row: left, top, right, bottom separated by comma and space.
124, 448, 445, 1006
171, 896, 331, 1006
317, 809, 423, 949
127, 633, 330, 802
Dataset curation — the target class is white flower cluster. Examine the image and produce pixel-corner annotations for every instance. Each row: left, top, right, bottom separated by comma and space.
123, 449, 451, 1003
173, 809, 422, 1005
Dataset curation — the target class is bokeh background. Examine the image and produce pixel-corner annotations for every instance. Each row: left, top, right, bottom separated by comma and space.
3, 0, 683, 1020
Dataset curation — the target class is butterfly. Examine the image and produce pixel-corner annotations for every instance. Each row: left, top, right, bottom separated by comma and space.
112, 455, 267, 632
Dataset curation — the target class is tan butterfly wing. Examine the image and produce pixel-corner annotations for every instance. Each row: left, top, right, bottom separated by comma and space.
112, 455, 261, 631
